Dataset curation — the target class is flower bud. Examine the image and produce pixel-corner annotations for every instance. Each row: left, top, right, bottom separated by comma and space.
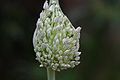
33, 0, 81, 71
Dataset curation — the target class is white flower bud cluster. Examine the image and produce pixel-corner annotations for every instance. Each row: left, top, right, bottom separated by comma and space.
33, 0, 81, 71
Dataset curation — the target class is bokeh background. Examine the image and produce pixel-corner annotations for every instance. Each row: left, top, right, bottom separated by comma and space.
0, 0, 120, 80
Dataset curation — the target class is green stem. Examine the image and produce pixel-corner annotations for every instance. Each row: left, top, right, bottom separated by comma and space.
47, 68, 55, 80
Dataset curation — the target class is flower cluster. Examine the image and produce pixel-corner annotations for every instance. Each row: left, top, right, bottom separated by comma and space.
33, 0, 81, 71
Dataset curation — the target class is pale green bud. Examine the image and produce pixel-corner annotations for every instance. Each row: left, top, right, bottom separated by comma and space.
33, 0, 81, 71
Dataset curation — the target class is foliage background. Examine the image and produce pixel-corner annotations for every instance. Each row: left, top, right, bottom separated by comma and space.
0, 0, 120, 80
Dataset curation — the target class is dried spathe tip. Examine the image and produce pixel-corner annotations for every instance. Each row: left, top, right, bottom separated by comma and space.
43, 0, 49, 9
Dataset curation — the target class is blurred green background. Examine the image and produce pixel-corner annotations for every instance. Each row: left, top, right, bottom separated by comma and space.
0, 0, 120, 80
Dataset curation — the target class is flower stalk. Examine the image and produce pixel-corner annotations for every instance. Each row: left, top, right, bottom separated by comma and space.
47, 68, 55, 80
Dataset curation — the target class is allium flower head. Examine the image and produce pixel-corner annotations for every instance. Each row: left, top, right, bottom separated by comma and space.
33, 0, 81, 71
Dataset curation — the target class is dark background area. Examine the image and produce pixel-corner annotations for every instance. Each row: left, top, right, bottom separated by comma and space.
0, 0, 120, 80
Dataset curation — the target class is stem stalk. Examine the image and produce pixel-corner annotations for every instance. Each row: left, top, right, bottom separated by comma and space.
47, 68, 55, 80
